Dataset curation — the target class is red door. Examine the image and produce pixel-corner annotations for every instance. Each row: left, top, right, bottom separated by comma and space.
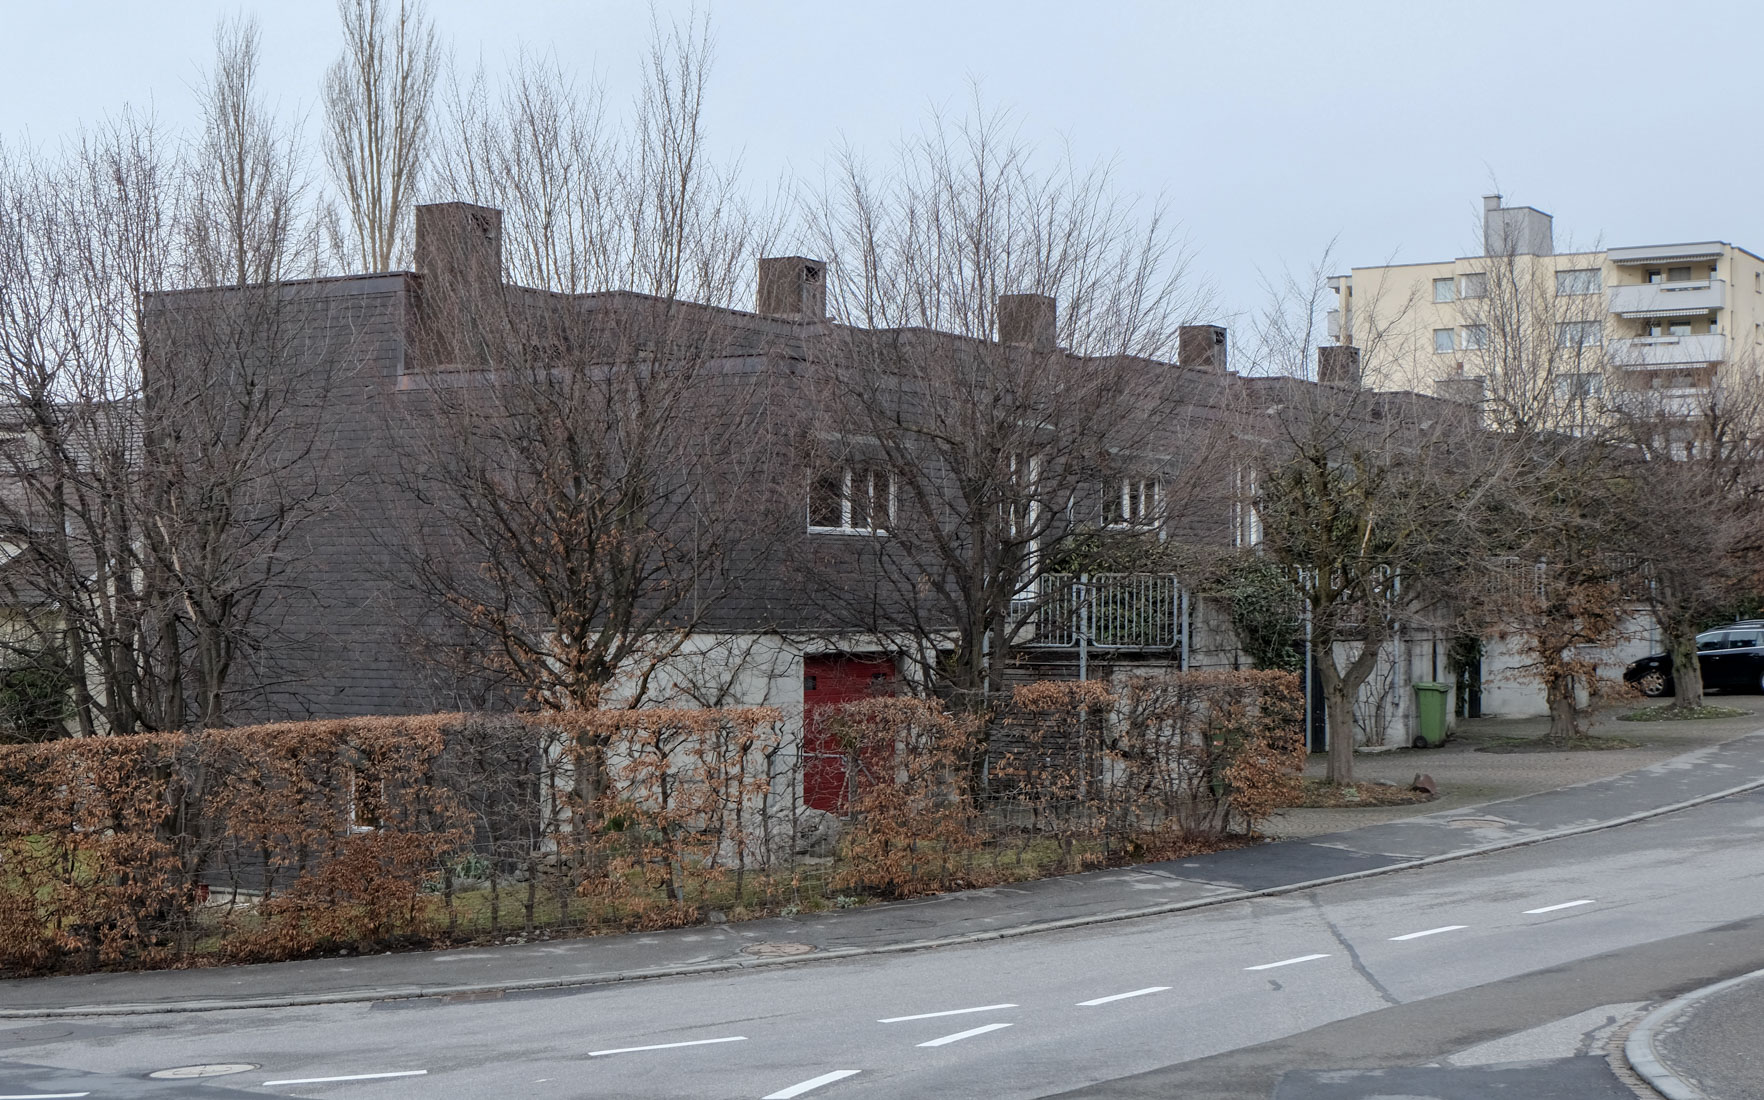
802, 655, 895, 812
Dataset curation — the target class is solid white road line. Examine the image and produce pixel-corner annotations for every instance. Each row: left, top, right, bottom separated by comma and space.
0, 1093, 92, 1099
261, 1070, 428, 1086
588, 1036, 747, 1057
1389, 924, 1468, 941
1244, 953, 1331, 971
917, 1022, 1013, 1047
761, 1069, 862, 1098
1525, 899, 1596, 914
1076, 986, 1171, 1006
877, 1003, 1018, 1023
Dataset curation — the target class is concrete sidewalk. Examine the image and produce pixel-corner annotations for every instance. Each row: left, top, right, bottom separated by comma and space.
7, 705, 1764, 1019
1627, 967, 1764, 1100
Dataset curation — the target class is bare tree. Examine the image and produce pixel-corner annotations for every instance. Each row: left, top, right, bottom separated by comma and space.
1611, 363, 1764, 708
800, 98, 1219, 711
396, 15, 776, 720
187, 14, 312, 287
1456, 244, 1636, 743
0, 100, 340, 735
0, 116, 177, 735
1239, 256, 1485, 783
324, 0, 438, 272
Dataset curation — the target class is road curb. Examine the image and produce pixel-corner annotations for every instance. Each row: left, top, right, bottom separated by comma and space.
1625, 966, 1764, 1100
9, 766, 1764, 1019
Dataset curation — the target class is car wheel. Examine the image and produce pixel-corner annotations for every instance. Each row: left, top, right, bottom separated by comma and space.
1635, 670, 1669, 698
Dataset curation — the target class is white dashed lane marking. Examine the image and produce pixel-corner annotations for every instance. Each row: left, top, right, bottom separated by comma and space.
1244, 953, 1331, 971
761, 1069, 862, 1098
917, 1022, 1013, 1047
587, 1037, 747, 1057
1389, 925, 1468, 941
262, 1070, 428, 1086
877, 1003, 1017, 1023
1525, 899, 1596, 914
1076, 986, 1171, 1006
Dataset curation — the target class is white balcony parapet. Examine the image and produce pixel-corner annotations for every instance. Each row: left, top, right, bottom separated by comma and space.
1608, 333, 1727, 368
1607, 279, 1726, 317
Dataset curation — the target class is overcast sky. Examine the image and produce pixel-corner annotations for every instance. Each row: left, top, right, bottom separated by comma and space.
4, 0, 1757, 327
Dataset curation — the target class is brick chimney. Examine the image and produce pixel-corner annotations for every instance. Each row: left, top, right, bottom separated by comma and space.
757, 257, 826, 320
416, 202, 503, 289
1317, 345, 1362, 387
415, 202, 504, 365
997, 294, 1056, 349
1178, 325, 1228, 370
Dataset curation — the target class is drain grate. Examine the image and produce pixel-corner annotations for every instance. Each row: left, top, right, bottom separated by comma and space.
741, 941, 816, 957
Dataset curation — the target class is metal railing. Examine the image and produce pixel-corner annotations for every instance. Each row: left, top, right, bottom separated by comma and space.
1013, 573, 1183, 650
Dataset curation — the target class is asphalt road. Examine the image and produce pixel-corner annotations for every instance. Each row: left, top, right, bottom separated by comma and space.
6, 789, 1764, 1100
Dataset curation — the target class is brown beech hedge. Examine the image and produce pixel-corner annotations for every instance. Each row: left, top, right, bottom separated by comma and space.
0, 672, 1301, 975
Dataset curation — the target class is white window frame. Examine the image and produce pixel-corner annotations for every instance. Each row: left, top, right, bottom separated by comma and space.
1433, 328, 1456, 353
1459, 272, 1488, 299
1432, 278, 1456, 303
1105, 476, 1166, 530
1461, 324, 1489, 351
1555, 268, 1601, 296
807, 464, 895, 535
1556, 320, 1604, 348
1233, 466, 1262, 549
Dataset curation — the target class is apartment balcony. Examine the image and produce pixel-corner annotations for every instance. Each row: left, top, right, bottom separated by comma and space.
1012, 572, 1182, 650
1607, 279, 1726, 318
1608, 333, 1727, 369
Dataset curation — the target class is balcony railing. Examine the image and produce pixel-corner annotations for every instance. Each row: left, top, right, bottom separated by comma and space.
1607, 279, 1726, 317
1012, 572, 1182, 650
1608, 332, 1726, 368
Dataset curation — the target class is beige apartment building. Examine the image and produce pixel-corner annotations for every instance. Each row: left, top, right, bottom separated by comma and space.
1328, 195, 1764, 410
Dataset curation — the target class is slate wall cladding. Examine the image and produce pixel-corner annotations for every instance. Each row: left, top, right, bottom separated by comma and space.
149, 215, 1458, 719
144, 267, 1252, 718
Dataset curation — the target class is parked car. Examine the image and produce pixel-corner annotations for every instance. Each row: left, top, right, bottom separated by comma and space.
1624, 622, 1764, 697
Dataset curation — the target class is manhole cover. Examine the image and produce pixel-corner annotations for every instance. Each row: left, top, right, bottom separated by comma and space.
149, 1064, 258, 1079
741, 942, 816, 957
1446, 817, 1511, 829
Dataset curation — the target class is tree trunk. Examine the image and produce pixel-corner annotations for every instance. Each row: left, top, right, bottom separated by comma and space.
1322, 683, 1358, 785
1666, 629, 1705, 710
1543, 666, 1581, 743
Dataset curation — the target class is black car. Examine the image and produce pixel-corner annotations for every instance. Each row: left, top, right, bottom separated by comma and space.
1624, 622, 1764, 697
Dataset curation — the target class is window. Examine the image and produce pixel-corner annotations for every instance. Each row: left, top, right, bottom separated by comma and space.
1433, 278, 1456, 303
1667, 322, 1692, 337
1555, 372, 1603, 401
1556, 320, 1603, 348
1233, 466, 1262, 548
1461, 324, 1489, 350
1105, 477, 1165, 529
1555, 268, 1601, 296
808, 464, 893, 533
1433, 328, 1456, 353
1459, 272, 1488, 299
1697, 631, 1729, 651
1667, 266, 1693, 283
